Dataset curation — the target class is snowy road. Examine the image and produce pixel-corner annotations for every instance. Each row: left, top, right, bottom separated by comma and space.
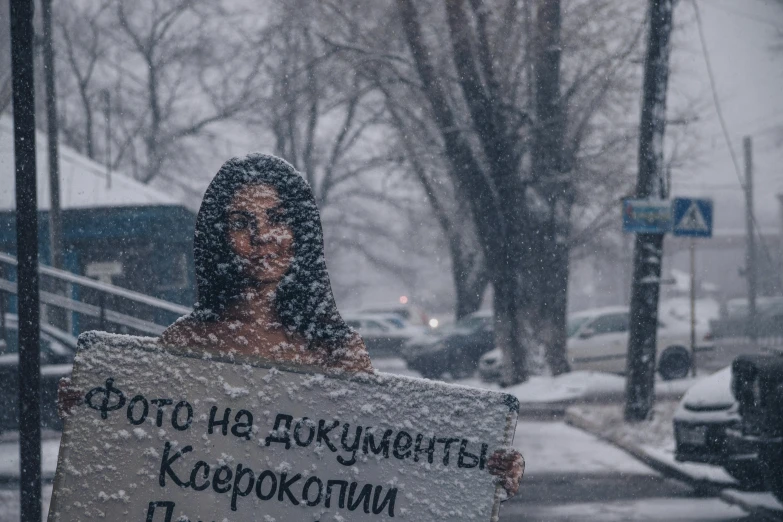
371, 357, 755, 521
500, 421, 750, 521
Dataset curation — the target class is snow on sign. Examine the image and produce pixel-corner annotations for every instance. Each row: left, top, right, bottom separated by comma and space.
672, 197, 713, 238
622, 199, 672, 234
48, 332, 519, 522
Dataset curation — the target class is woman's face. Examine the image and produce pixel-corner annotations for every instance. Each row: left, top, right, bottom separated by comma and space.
227, 184, 294, 286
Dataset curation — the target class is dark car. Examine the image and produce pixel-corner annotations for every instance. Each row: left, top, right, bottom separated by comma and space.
672, 366, 763, 489
0, 314, 78, 432
731, 352, 783, 501
401, 311, 493, 379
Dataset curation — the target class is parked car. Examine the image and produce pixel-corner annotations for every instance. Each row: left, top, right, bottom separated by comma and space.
0, 314, 78, 432
479, 306, 714, 382
710, 297, 783, 339
731, 351, 783, 501
360, 304, 431, 328
672, 366, 763, 488
344, 313, 420, 357
401, 310, 493, 379
568, 306, 715, 379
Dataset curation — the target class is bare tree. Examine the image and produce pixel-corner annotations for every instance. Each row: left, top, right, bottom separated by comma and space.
0, 0, 11, 115
248, 2, 430, 290
382, 92, 490, 319
320, 0, 649, 382
52, 0, 269, 186
112, 0, 267, 184
54, 1, 109, 159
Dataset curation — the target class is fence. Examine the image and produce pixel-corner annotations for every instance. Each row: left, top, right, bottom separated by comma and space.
0, 251, 191, 337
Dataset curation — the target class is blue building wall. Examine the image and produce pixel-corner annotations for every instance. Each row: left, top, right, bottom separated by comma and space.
0, 205, 197, 335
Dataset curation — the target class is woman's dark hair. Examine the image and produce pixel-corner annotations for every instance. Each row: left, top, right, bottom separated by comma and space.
193, 153, 352, 349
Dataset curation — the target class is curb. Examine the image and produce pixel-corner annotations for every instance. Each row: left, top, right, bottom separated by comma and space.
565, 408, 783, 522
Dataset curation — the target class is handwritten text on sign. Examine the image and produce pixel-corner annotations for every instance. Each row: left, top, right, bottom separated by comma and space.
48, 333, 518, 521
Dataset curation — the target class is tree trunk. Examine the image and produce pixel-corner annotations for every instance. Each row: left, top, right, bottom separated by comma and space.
541, 234, 572, 375
143, 56, 162, 183
494, 274, 529, 386
625, 0, 676, 422
397, 0, 532, 382
450, 240, 488, 320
83, 98, 94, 159
533, 0, 571, 376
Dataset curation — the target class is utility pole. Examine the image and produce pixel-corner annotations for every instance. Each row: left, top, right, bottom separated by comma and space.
10, 0, 42, 520
42, 0, 62, 271
743, 136, 757, 347
689, 238, 697, 377
625, 0, 676, 423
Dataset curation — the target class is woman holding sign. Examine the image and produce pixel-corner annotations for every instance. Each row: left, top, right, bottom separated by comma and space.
63, 153, 523, 498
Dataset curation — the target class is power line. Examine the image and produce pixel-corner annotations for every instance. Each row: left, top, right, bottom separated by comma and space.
691, 0, 779, 271
708, 0, 783, 30
691, 1, 743, 181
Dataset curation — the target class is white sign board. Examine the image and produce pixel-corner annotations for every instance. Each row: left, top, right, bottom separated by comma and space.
49, 333, 519, 522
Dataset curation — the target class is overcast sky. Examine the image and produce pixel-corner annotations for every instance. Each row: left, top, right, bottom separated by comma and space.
669, 0, 783, 230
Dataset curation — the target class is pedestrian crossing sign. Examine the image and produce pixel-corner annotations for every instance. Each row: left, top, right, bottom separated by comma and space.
672, 197, 713, 238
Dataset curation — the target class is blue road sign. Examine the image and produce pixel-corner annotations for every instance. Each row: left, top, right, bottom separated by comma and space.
672, 198, 713, 238
622, 199, 672, 234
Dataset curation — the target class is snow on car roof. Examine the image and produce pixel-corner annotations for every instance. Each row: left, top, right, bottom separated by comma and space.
0, 115, 177, 210
680, 366, 734, 409
570, 305, 629, 318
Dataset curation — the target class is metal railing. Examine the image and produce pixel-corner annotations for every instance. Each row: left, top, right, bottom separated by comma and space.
0, 251, 191, 336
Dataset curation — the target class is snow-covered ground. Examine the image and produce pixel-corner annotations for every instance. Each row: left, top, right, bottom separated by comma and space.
568, 401, 737, 484
0, 485, 53, 522
503, 418, 750, 521
567, 401, 783, 517
513, 420, 654, 475
502, 496, 749, 521
374, 357, 702, 405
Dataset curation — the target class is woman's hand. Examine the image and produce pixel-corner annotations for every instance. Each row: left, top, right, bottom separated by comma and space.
487, 448, 524, 498
57, 377, 83, 420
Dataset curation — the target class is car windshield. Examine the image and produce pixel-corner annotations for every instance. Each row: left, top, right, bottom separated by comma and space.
567, 316, 592, 338
384, 317, 406, 329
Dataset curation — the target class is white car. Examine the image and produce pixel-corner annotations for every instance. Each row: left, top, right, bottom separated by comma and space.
479, 306, 714, 381
568, 306, 713, 379
672, 366, 762, 489
343, 313, 422, 357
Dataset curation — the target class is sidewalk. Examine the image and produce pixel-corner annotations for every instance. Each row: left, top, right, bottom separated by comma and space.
565, 403, 783, 521
0, 431, 60, 483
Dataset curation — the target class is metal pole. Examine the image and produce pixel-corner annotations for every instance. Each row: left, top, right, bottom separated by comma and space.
9, 1, 42, 520
743, 136, 757, 347
690, 239, 697, 377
